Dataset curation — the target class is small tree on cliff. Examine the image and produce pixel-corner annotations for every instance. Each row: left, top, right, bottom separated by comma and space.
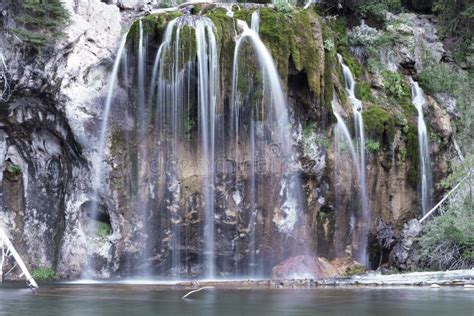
11, 0, 70, 51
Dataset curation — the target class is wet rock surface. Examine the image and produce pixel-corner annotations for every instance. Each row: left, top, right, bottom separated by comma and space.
390, 219, 422, 270
0, 2, 460, 279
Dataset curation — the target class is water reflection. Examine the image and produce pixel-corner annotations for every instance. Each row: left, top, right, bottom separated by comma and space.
0, 285, 472, 316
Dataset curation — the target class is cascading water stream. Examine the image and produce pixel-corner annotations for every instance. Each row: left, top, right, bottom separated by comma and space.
90, 11, 306, 279
85, 32, 128, 277
136, 20, 154, 274
148, 16, 218, 279
196, 19, 218, 280
233, 21, 290, 147
409, 78, 432, 214
251, 11, 259, 33
331, 98, 365, 260
336, 54, 369, 265
231, 18, 302, 276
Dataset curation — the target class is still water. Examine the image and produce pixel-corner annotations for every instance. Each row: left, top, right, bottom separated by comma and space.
0, 284, 472, 315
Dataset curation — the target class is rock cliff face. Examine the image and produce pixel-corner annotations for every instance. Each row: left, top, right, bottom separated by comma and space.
0, 0, 124, 277
0, 1, 458, 279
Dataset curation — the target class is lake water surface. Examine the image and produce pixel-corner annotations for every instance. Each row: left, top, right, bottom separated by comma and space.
0, 284, 472, 315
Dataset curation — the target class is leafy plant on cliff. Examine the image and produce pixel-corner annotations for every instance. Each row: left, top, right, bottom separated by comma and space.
6, 165, 22, 176
272, 0, 294, 16
418, 63, 459, 95
97, 222, 112, 238
381, 70, 410, 100
355, 81, 375, 102
32, 267, 57, 281
348, 24, 385, 48
366, 139, 381, 153
11, 0, 70, 50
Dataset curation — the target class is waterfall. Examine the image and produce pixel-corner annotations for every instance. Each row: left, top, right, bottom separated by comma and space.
196, 18, 218, 280
231, 19, 302, 277
92, 12, 305, 279
149, 16, 218, 278
336, 54, 369, 266
410, 78, 432, 214
332, 98, 360, 257
85, 32, 128, 277
93, 34, 128, 196
331, 99, 367, 264
251, 11, 259, 33
233, 21, 290, 148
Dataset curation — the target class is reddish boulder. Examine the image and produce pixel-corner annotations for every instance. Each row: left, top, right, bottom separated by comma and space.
272, 255, 340, 279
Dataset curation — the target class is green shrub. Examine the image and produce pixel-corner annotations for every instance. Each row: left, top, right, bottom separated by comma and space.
344, 264, 367, 276
32, 267, 57, 281
328, 17, 349, 49
6, 165, 21, 176
366, 139, 380, 153
97, 222, 112, 238
355, 80, 375, 102
382, 70, 410, 100
400, 147, 408, 161
272, 0, 294, 16
323, 39, 335, 52
11, 0, 70, 50
417, 155, 473, 270
417, 201, 473, 270
357, 0, 403, 23
418, 63, 459, 95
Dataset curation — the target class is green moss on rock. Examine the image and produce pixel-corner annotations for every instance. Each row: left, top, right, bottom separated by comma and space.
258, 8, 291, 81
339, 49, 363, 79
363, 105, 395, 144
206, 8, 238, 101
290, 10, 324, 96
402, 122, 419, 188
233, 8, 253, 25
127, 12, 183, 47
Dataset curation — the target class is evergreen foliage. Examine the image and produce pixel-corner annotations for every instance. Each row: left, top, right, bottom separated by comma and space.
358, 0, 403, 23
418, 63, 473, 152
417, 156, 474, 270
11, 0, 70, 50
433, 0, 473, 67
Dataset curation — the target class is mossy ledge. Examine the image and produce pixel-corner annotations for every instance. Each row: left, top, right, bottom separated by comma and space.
362, 105, 396, 146
127, 12, 183, 48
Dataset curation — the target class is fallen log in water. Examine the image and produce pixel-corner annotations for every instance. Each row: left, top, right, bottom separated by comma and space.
182, 286, 215, 299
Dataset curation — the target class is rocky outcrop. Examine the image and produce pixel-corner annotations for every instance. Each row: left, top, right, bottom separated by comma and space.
0, 0, 125, 278
390, 219, 422, 270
